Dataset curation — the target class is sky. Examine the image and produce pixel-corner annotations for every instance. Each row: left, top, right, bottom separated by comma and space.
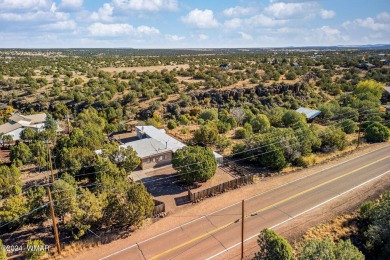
0, 0, 389, 48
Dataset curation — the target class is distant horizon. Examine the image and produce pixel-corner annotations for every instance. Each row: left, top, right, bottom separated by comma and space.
0, 1, 389, 48
1, 43, 390, 50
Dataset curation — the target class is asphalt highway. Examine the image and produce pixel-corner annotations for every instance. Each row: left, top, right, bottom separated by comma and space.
100, 145, 390, 260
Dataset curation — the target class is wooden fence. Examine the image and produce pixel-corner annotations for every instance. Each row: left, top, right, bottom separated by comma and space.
188, 174, 254, 203
153, 199, 166, 216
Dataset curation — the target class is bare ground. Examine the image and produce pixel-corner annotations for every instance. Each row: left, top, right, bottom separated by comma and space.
99, 64, 189, 74
61, 142, 389, 260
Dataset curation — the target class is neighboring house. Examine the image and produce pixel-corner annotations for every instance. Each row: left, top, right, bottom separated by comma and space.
97, 126, 223, 170
296, 107, 321, 121
0, 113, 47, 141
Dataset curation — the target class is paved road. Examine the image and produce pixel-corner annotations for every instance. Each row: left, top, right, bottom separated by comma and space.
101, 145, 390, 260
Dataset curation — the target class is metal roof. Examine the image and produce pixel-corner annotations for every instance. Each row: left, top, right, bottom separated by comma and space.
136, 126, 186, 152
296, 107, 321, 119
121, 138, 171, 158
0, 122, 23, 134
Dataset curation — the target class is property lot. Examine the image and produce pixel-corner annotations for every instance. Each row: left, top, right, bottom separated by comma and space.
134, 166, 236, 212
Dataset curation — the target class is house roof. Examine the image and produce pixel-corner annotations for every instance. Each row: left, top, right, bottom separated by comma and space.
0, 122, 23, 134
9, 114, 31, 123
9, 113, 46, 125
136, 126, 186, 152
384, 86, 390, 94
25, 113, 46, 124
296, 107, 321, 120
121, 138, 171, 158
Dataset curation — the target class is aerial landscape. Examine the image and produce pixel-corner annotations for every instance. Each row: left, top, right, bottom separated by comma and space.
0, 0, 389, 259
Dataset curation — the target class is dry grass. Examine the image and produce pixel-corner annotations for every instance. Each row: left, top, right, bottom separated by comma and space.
303, 213, 359, 241
99, 64, 189, 73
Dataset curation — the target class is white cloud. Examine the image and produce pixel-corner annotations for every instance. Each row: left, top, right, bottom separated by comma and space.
343, 17, 388, 31
377, 12, 390, 22
239, 32, 253, 41
0, 0, 53, 10
0, 9, 68, 22
91, 3, 114, 21
265, 2, 317, 19
40, 20, 76, 31
166, 34, 185, 41
88, 22, 159, 37
246, 14, 287, 27
182, 9, 219, 29
199, 34, 208, 40
61, 0, 83, 9
223, 6, 252, 17
112, 0, 177, 12
320, 9, 335, 19
316, 26, 342, 42
224, 18, 242, 29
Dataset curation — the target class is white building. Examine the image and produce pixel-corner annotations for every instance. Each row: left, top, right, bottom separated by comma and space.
0, 113, 47, 141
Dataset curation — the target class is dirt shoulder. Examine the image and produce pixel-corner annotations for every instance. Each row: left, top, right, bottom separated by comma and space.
63, 142, 389, 260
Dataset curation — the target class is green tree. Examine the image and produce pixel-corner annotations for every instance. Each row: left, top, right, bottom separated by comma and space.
167, 120, 177, 130
0, 239, 6, 260
255, 229, 294, 260
364, 122, 390, 143
199, 108, 218, 122
52, 175, 78, 223
57, 146, 96, 175
10, 142, 32, 165
298, 238, 364, 260
334, 239, 364, 260
354, 79, 384, 100
20, 128, 37, 142
29, 141, 48, 169
26, 186, 46, 221
66, 188, 104, 240
282, 110, 306, 127
25, 239, 46, 260
172, 146, 217, 184
340, 119, 358, 134
320, 126, 347, 152
101, 181, 154, 227
250, 114, 271, 133
44, 113, 57, 131
0, 165, 22, 199
0, 195, 29, 228
101, 142, 141, 172
361, 191, 390, 259
193, 122, 219, 146
2, 135, 13, 148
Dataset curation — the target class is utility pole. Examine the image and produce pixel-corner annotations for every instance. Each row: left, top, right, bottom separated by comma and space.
46, 143, 61, 254
47, 186, 61, 254
47, 144, 55, 183
241, 200, 245, 259
357, 119, 362, 149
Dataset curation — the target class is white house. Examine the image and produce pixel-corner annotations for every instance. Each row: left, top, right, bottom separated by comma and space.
96, 126, 224, 169
0, 113, 47, 141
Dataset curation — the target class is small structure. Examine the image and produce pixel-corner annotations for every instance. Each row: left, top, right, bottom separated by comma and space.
219, 64, 229, 70
296, 107, 321, 120
0, 113, 47, 141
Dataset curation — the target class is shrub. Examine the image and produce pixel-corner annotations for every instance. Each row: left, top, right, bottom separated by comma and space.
25, 240, 46, 260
